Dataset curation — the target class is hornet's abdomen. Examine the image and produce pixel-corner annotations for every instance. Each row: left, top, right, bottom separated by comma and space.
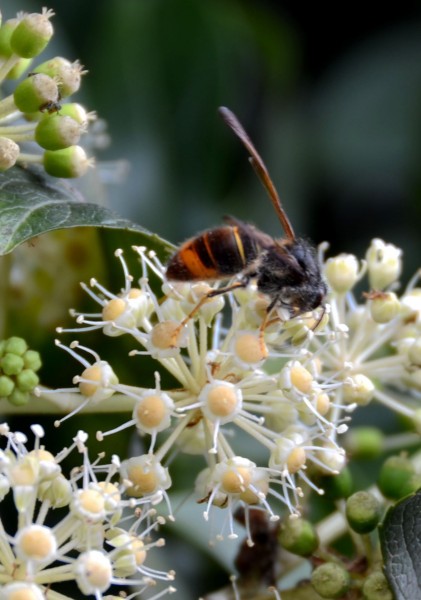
166, 225, 262, 281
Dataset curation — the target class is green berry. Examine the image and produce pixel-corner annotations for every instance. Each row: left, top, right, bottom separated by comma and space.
10, 9, 54, 58
362, 571, 393, 600
5, 336, 28, 356
14, 73, 59, 113
35, 115, 81, 150
311, 562, 351, 598
23, 349, 42, 371
8, 388, 29, 406
377, 455, 417, 500
43, 145, 91, 178
345, 427, 385, 459
346, 491, 382, 534
16, 369, 39, 392
278, 516, 319, 556
0, 18, 18, 57
0, 375, 15, 397
0, 353, 24, 376
56, 102, 89, 125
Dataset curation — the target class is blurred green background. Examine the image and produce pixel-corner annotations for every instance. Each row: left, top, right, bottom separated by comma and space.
4, 0, 421, 269
2, 2, 421, 598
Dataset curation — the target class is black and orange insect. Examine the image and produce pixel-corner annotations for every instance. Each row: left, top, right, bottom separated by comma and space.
166, 106, 326, 327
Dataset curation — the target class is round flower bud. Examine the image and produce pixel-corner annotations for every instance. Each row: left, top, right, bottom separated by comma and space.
366, 238, 402, 290
344, 427, 384, 459
8, 389, 29, 406
14, 73, 59, 113
0, 353, 24, 375
23, 349, 42, 371
58, 102, 89, 125
345, 491, 381, 534
369, 291, 401, 323
362, 570, 394, 600
43, 145, 92, 178
377, 455, 417, 500
16, 369, 39, 392
10, 9, 54, 58
278, 516, 319, 556
5, 336, 28, 356
343, 374, 375, 406
0, 375, 14, 397
324, 254, 359, 293
0, 137, 19, 171
319, 467, 353, 500
35, 115, 82, 150
311, 562, 351, 598
0, 18, 19, 57
33, 57, 84, 97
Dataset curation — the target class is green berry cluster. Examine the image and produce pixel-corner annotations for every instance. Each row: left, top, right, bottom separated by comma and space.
0, 336, 41, 405
0, 8, 94, 178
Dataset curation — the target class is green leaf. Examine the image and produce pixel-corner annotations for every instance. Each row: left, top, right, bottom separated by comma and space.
0, 166, 174, 255
380, 488, 421, 599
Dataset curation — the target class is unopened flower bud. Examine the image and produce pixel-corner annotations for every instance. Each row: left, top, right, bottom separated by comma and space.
58, 102, 89, 125
346, 491, 381, 534
23, 349, 42, 371
311, 562, 350, 598
14, 73, 59, 113
324, 254, 359, 293
0, 375, 14, 397
345, 427, 384, 459
343, 374, 375, 406
369, 291, 401, 323
377, 455, 418, 500
35, 115, 82, 150
11, 9, 54, 58
0, 137, 19, 171
366, 238, 402, 290
0, 353, 24, 376
16, 369, 39, 392
5, 337, 28, 356
320, 467, 353, 500
43, 145, 92, 178
362, 571, 394, 600
278, 516, 319, 556
8, 388, 29, 406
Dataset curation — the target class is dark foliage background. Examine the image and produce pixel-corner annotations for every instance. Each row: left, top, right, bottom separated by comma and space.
2, 2, 421, 598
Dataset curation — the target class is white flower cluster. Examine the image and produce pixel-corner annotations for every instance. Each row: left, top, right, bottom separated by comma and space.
0, 423, 176, 599
37, 238, 421, 547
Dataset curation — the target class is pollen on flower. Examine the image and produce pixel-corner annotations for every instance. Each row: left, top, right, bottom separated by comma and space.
287, 447, 307, 474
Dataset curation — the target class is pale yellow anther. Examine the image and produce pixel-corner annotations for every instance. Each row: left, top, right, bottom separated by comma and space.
207, 385, 238, 418
135, 395, 167, 428
78, 489, 105, 515
315, 392, 330, 416
234, 333, 267, 364
287, 447, 306, 474
131, 537, 147, 566
102, 298, 126, 321
221, 467, 252, 494
290, 364, 313, 394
